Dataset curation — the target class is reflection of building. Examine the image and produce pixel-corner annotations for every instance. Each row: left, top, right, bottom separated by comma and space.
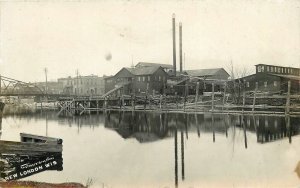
236, 115, 300, 143
104, 112, 231, 142
58, 75, 105, 96
104, 111, 170, 143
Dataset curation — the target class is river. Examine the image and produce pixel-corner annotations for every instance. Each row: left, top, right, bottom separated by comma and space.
1, 111, 300, 188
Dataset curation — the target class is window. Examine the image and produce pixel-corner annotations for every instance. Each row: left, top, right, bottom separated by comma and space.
246, 82, 250, 88
258, 66, 261, 72
274, 119, 278, 128
270, 67, 273, 72
264, 81, 267, 87
159, 76, 161, 81
138, 77, 141, 82
274, 67, 277, 72
266, 66, 269, 72
143, 77, 145, 82
148, 76, 150, 81
274, 81, 277, 87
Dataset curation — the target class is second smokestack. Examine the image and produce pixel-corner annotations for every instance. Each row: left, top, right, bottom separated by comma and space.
179, 22, 182, 73
172, 14, 176, 76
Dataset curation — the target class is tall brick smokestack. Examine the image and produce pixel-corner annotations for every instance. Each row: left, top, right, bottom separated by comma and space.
179, 22, 182, 73
172, 13, 176, 76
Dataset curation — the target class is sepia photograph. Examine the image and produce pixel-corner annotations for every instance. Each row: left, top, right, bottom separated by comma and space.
0, 0, 300, 187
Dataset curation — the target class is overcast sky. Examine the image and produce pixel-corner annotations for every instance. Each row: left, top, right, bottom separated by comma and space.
0, 0, 300, 82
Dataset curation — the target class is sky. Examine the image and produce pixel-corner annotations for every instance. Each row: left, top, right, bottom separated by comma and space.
0, 0, 300, 82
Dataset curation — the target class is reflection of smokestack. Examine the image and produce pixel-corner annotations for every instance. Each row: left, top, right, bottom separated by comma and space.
172, 14, 176, 76
181, 129, 185, 180
179, 22, 182, 73
174, 128, 178, 187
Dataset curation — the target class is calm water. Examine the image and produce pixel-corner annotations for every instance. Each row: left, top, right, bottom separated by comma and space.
1, 111, 300, 188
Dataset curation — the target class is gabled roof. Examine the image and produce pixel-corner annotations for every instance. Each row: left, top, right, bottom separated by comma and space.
185, 68, 229, 77
135, 62, 173, 69
125, 66, 165, 76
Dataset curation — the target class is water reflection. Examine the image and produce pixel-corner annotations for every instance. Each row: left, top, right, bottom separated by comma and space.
101, 111, 300, 187
1, 111, 300, 187
68, 111, 300, 146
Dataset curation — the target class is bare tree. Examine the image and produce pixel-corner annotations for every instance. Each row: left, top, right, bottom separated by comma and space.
226, 60, 250, 104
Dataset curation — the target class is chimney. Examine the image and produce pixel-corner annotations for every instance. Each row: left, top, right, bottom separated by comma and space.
179, 22, 182, 73
172, 14, 176, 76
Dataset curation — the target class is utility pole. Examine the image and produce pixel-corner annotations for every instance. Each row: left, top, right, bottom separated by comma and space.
44, 68, 48, 102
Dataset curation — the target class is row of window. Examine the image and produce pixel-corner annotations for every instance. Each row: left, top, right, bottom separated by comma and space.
137, 76, 165, 82
67, 79, 99, 85
74, 87, 97, 94
106, 76, 166, 83
257, 65, 299, 75
245, 81, 278, 88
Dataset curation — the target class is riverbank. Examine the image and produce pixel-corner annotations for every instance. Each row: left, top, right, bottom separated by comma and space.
2, 102, 57, 116
0, 181, 86, 188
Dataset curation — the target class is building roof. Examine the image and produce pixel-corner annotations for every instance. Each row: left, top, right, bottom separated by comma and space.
269, 74, 300, 81
255, 64, 300, 69
125, 66, 164, 76
185, 68, 229, 77
135, 62, 173, 69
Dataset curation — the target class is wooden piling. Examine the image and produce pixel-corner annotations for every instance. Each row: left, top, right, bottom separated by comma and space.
252, 82, 258, 112
144, 95, 147, 111
175, 92, 178, 109
195, 82, 199, 111
184, 83, 188, 112
211, 83, 215, 112
160, 95, 162, 110
285, 81, 291, 115
96, 100, 99, 114
222, 82, 227, 112
103, 97, 107, 110
242, 90, 246, 114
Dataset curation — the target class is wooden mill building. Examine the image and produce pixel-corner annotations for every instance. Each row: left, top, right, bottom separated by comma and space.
104, 64, 168, 96
240, 64, 300, 94
166, 68, 230, 95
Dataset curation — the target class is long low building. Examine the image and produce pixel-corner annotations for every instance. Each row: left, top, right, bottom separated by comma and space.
238, 64, 300, 94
